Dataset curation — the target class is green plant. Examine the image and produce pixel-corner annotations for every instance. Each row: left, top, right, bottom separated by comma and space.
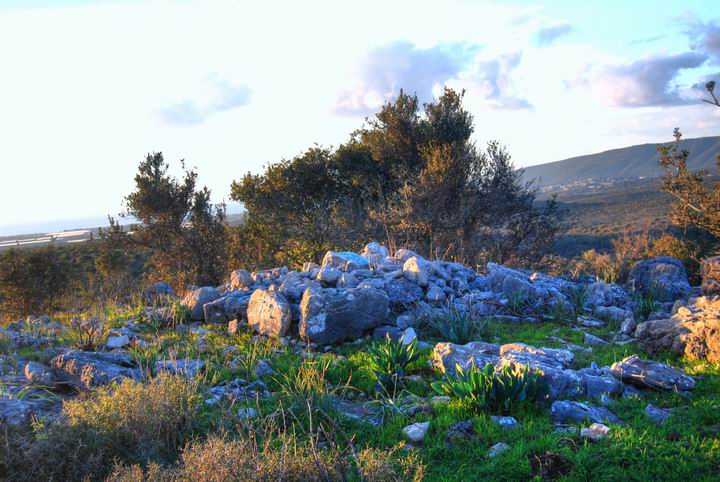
418, 307, 490, 344
505, 291, 531, 315
128, 343, 161, 377
431, 362, 549, 415
368, 335, 421, 396
170, 301, 191, 327
633, 291, 659, 322
68, 317, 106, 351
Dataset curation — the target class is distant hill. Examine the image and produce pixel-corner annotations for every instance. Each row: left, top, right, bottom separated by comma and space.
523, 136, 720, 188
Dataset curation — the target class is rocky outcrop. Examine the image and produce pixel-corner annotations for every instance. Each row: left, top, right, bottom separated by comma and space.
627, 256, 690, 302
203, 290, 252, 324
299, 286, 389, 345
246, 289, 292, 338
609, 355, 695, 391
51, 350, 142, 387
181, 286, 221, 321
142, 282, 175, 304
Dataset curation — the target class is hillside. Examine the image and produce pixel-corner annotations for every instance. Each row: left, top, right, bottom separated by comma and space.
523, 136, 720, 188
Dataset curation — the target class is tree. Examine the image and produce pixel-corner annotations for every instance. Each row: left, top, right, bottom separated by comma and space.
120, 152, 227, 289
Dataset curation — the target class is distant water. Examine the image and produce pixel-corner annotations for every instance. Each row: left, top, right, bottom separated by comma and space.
0, 216, 136, 237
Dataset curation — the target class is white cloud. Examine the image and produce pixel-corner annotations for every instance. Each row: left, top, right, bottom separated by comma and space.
535, 23, 573, 46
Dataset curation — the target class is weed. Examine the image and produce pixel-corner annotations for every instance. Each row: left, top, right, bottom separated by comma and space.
68, 317, 106, 351
368, 335, 420, 397
417, 307, 490, 344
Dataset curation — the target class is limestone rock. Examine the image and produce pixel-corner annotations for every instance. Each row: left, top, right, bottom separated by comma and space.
627, 256, 690, 302
230, 269, 253, 290
610, 355, 695, 391
181, 287, 221, 321
52, 350, 141, 387
403, 256, 431, 287
402, 421, 430, 443
246, 289, 292, 338
432, 341, 500, 375
550, 400, 623, 425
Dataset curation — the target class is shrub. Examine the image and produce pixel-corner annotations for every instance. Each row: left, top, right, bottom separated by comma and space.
69, 317, 107, 351
368, 335, 421, 396
431, 362, 549, 415
417, 307, 490, 344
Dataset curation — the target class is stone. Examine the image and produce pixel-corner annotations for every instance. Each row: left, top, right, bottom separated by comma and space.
402, 421, 430, 443
246, 289, 292, 338
584, 333, 609, 346
595, 306, 634, 323
620, 317, 637, 336
203, 290, 252, 324
24, 361, 56, 386
230, 269, 253, 290
701, 255, 720, 295
487, 442, 510, 458
446, 420, 475, 443
321, 251, 369, 271
106, 334, 130, 349
610, 355, 695, 391
432, 341, 500, 375
237, 407, 259, 419
317, 265, 342, 285
403, 256, 431, 287
337, 272, 359, 289
426, 284, 446, 303
645, 404, 671, 424
385, 279, 424, 307
155, 359, 204, 378
254, 359, 275, 378
627, 256, 690, 302
142, 281, 175, 303
584, 281, 631, 309
299, 287, 390, 345
400, 327, 417, 345
0, 399, 33, 425
363, 242, 390, 259
578, 316, 606, 328
490, 416, 519, 430
550, 400, 623, 425
52, 350, 142, 387
581, 423, 611, 441
181, 287, 221, 321
393, 248, 418, 262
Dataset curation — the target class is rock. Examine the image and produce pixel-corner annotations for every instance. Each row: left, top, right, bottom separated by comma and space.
246, 289, 292, 338
337, 272, 359, 289
52, 350, 142, 387
254, 360, 275, 378
487, 442, 510, 458
203, 290, 252, 324
645, 404, 671, 424
432, 341, 500, 375
584, 333, 609, 346
0, 399, 33, 425
181, 287, 221, 321
620, 317, 637, 336
385, 279, 424, 307
499, 343, 574, 369
584, 281, 630, 309
299, 287, 390, 345
363, 242, 390, 259
550, 400, 623, 425
24, 361, 56, 386
578, 316, 605, 328
155, 359, 204, 378
627, 256, 690, 302
610, 355, 695, 391
402, 421, 430, 443
426, 284, 446, 303
106, 334, 130, 349
403, 256, 431, 287
142, 281, 175, 303
230, 269, 253, 290
701, 255, 720, 295
490, 416, 519, 430
446, 420, 475, 443
581, 423, 611, 441
393, 248, 418, 262
238, 407, 259, 419
595, 306, 634, 323
318, 265, 342, 285
321, 251, 369, 271
583, 374, 623, 400
400, 327, 417, 345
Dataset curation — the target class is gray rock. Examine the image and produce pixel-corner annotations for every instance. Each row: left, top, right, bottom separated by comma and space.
446, 420, 475, 442
584, 333, 609, 346
402, 421, 430, 443
318, 265, 342, 285
581, 423, 611, 441
432, 341, 500, 375
246, 289, 292, 338
385, 279, 424, 307
142, 281, 175, 303
583, 374, 623, 400
403, 256, 431, 287
0, 399, 33, 425
490, 416, 519, 430
426, 284, 446, 303
620, 317, 637, 335
230, 269, 253, 290
254, 360, 275, 378
595, 306, 634, 323
24, 361, 56, 386
181, 286, 221, 321
203, 290, 252, 324
627, 256, 690, 302
299, 287, 390, 345
321, 251, 369, 271
106, 334, 130, 349
610, 355, 695, 391
237, 407, 259, 419
550, 400, 623, 425
584, 281, 631, 309
52, 350, 141, 387
155, 359, 204, 378
487, 442, 510, 458
645, 404, 671, 424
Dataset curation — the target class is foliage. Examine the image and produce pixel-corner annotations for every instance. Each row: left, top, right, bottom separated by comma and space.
0, 245, 70, 320
431, 362, 549, 415
368, 335, 421, 396
633, 292, 659, 322
68, 317, 107, 351
417, 307, 490, 344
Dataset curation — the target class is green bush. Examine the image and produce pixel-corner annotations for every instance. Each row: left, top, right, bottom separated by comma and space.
417, 307, 489, 344
368, 335, 421, 396
431, 362, 549, 415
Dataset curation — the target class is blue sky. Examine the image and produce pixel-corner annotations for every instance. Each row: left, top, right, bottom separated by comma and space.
1, 0, 719, 232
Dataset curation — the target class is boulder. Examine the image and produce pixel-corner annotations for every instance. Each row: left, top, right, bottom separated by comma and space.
584, 281, 630, 309
402, 421, 430, 443
645, 404, 671, 424
24, 361, 57, 386
550, 400, 623, 425
627, 256, 690, 302
403, 256, 431, 287
393, 248, 418, 262
142, 281, 175, 304
230, 269, 253, 290
321, 251, 369, 271
317, 265, 342, 285
581, 423, 611, 441
203, 290, 252, 324
0, 399, 33, 426
701, 256, 720, 295
487, 442, 510, 458
385, 279, 424, 307
499, 344, 584, 400
583, 374, 623, 399
246, 289, 292, 338
609, 355, 695, 391
299, 287, 390, 345
106, 334, 130, 349
181, 287, 221, 321
51, 350, 142, 387
432, 341, 500, 375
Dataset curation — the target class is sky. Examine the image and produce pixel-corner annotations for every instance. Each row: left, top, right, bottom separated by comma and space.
1, 0, 719, 234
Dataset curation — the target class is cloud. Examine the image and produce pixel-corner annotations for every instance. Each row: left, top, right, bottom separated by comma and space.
570, 52, 708, 107
535, 23, 573, 46
334, 41, 479, 116
158, 74, 252, 127
464, 52, 532, 110
686, 19, 720, 63
628, 34, 666, 45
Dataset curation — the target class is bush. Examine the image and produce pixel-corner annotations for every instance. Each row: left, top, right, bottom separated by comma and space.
368, 335, 421, 396
417, 307, 490, 344
431, 362, 549, 415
